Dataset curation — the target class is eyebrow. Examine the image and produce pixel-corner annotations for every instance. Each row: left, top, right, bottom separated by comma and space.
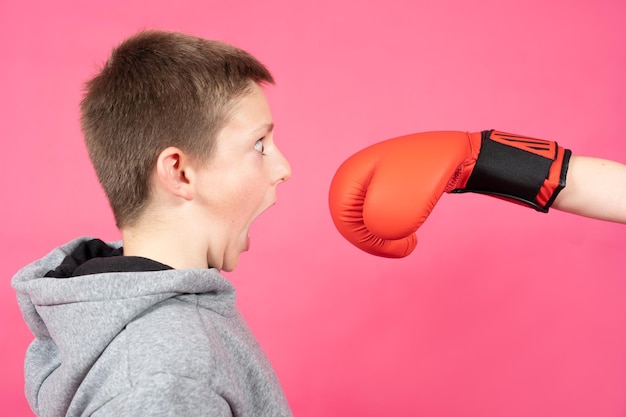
250, 123, 274, 136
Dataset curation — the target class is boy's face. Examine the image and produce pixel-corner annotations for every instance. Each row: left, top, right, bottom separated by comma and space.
193, 82, 291, 271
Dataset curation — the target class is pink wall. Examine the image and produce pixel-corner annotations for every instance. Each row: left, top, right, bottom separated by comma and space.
2, 0, 625, 416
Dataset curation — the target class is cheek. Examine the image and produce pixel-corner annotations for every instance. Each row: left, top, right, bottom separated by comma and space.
228, 178, 267, 215
202, 162, 270, 218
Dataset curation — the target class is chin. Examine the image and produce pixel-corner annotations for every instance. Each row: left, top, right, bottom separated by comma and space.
223, 261, 239, 272
221, 254, 241, 272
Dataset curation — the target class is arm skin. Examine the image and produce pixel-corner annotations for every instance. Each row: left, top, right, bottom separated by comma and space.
553, 156, 626, 224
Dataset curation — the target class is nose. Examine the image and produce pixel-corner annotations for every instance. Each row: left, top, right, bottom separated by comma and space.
273, 147, 292, 184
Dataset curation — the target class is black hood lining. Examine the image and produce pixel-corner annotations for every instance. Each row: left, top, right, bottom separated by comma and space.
45, 239, 172, 278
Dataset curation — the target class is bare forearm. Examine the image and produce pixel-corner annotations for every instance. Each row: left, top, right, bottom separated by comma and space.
553, 156, 626, 223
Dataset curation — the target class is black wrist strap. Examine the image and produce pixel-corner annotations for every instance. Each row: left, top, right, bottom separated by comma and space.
451, 130, 571, 212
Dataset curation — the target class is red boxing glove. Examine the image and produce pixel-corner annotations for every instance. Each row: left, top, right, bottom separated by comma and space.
328, 130, 571, 258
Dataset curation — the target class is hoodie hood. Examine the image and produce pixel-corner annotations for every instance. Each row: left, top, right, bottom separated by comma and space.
12, 237, 236, 416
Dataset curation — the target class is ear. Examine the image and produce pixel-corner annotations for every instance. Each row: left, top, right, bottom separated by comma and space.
154, 147, 195, 201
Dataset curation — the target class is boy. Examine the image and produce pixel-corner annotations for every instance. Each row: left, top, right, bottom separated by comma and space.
13, 30, 292, 416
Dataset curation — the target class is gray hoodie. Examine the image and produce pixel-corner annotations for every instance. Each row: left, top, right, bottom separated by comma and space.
12, 237, 292, 417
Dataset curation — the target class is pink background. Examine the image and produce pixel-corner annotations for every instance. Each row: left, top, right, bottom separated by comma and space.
2, 0, 625, 416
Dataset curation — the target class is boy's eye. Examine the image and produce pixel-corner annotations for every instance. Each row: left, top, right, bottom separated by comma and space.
254, 139, 265, 154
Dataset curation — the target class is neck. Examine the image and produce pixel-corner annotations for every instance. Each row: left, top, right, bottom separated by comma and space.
121, 221, 212, 270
